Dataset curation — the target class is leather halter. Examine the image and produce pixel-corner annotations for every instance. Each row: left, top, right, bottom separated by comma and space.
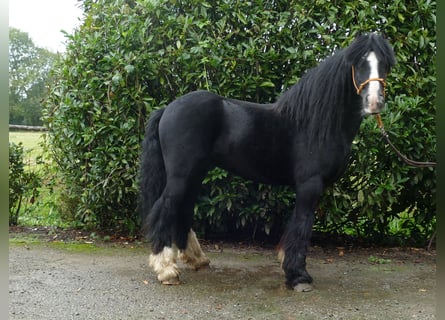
351, 65, 387, 96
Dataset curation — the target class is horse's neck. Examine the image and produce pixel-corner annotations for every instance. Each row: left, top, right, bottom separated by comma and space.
340, 98, 364, 145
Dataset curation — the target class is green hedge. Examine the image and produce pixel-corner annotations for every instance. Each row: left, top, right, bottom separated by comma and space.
43, 0, 435, 245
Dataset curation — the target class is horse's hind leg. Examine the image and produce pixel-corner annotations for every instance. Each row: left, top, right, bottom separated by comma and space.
148, 170, 208, 284
149, 103, 216, 284
179, 229, 210, 270
147, 177, 190, 285
149, 245, 180, 285
147, 185, 183, 285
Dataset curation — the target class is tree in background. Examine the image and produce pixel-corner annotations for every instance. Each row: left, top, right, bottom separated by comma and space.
43, 0, 435, 245
9, 27, 57, 126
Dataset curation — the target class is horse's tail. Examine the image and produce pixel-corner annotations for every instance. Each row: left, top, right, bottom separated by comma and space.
140, 108, 166, 238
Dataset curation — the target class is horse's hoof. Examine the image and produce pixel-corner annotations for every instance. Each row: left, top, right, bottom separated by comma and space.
156, 265, 180, 285
179, 253, 211, 271
160, 277, 181, 285
194, 258, 211, 270
294, 283, 313, 292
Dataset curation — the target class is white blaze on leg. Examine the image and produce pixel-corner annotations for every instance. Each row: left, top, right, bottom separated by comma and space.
365, 51, 380, 113
179, 230, 210, 270
149, 246, 180, 284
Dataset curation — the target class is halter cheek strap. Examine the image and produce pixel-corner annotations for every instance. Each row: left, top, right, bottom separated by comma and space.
351, 65, 387, 96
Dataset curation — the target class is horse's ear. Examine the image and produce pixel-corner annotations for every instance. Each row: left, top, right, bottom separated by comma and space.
354, 31, 362, 39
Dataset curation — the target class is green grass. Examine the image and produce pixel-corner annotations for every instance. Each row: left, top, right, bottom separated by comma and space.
9, 130, 68, 228
9, 235, 42, 246
9, 236, 99, 253
368, 255, 392, 264
9, 131, 45, 163
9, 233, 148, 254
48, 241, 100, 253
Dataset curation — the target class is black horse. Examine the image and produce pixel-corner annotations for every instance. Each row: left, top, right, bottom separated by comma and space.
140, 33, 395, 291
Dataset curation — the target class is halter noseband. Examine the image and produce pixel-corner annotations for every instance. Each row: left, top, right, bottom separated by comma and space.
351, 65, 387, 96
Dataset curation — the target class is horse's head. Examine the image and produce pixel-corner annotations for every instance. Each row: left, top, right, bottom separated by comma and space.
347, 34, 395, 116
352, 51, 389, 115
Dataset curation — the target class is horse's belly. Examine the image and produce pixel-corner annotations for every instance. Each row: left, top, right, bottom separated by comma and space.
212, 138, 293, 185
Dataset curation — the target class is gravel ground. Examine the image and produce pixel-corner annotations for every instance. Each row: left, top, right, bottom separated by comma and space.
9, 232, 436, 320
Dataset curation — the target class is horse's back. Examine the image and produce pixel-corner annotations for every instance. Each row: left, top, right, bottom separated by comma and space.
158, 90, 295, 185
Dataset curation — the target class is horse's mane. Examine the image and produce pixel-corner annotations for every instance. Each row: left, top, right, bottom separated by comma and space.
275, 34, 395, 145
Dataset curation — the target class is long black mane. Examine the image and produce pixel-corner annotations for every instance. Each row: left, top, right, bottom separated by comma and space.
275, 34, 396, 145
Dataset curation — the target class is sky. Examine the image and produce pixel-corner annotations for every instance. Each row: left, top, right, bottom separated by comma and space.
9, 0, 84, 52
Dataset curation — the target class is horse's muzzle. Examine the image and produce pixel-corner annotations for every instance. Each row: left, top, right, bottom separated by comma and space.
363, 94, 384, 115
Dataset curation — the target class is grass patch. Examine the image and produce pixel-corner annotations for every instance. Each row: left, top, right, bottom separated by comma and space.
9, 130, 69, 228
9, 236, 42, 246
9, 237, 99, 253
9, 234, 147, 255
368, 255, 392, 264
9, 131, 45, 165
48, 241, 100, 253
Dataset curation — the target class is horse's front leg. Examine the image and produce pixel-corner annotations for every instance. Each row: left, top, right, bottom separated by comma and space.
279, 176, 323, 292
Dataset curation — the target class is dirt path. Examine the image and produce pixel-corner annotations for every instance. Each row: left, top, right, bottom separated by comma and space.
9, 233, 436, 320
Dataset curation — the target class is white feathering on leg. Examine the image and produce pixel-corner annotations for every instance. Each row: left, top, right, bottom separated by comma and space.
149, 246, 180, 284
278, 249, 285, 268
179, 230, 210, 270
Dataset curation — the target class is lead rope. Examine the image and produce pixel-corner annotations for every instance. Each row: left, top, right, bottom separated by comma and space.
375, 114, 436, 168
376, 115, 436, 251
353, 66, 436, 249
